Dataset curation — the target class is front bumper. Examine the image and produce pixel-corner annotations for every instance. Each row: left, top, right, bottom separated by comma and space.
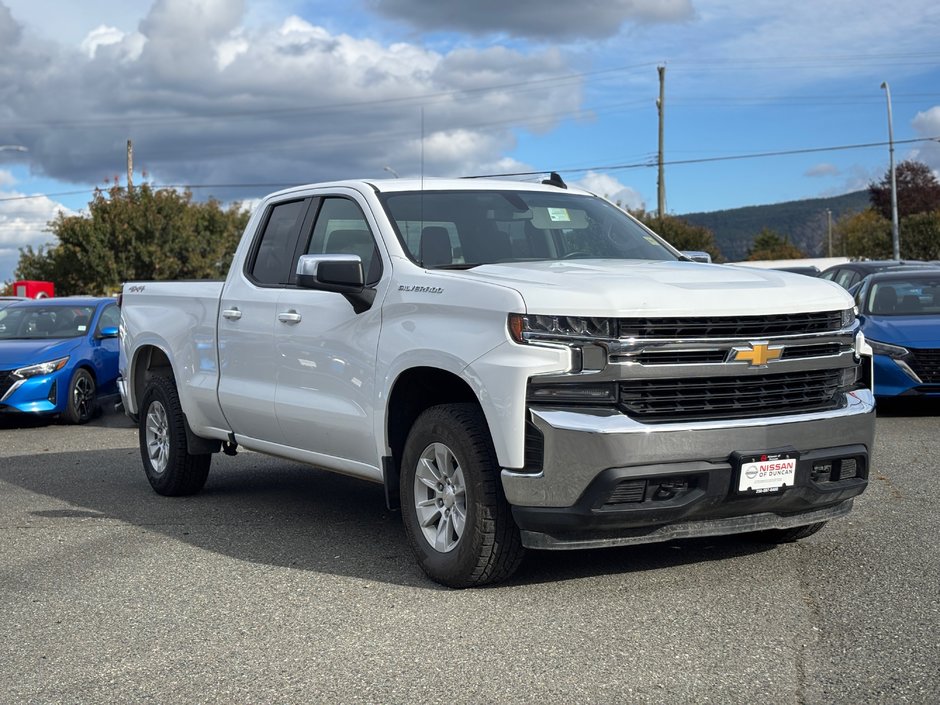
873, 354, 940, 397
0, 370, 64, 414
501, 389, 875, 549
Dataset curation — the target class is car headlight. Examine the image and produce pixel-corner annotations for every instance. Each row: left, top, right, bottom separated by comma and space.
508, 314, 613, 344
867, 340, 909, 359
842, 307, 857, 328
13, 357, 70, 379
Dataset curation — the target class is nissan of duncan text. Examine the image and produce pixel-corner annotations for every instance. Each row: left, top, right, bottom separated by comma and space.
118, 177, 875, 587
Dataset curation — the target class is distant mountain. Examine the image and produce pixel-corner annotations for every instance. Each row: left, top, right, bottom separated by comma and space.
679, 190, 871, 261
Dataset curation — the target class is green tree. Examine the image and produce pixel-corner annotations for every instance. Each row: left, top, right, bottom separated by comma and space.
746, 228, 806, 260
15, 185, 250, 295
869, 160, 940, 221
634, 211, 724, 262
834, 209, 892, 259
900, 210, 940, 260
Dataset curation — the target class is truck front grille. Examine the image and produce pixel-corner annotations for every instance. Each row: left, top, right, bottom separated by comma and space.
908, 349, 940, 383
617, 311, 842, 339
618, 368, 844, 423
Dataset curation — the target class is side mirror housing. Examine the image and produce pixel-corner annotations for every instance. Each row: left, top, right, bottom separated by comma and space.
681, 250, 712, 264
296, 254, 364, 293
99, 326, 119, 338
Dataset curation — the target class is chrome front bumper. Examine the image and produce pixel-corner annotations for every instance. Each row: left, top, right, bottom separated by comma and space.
500, 389, 874, 548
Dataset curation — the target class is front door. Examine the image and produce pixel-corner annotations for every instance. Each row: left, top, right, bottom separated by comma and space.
274, 193, 387, 474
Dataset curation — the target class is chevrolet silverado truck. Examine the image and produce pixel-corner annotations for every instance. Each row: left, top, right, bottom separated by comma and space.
118, 177, 875, 587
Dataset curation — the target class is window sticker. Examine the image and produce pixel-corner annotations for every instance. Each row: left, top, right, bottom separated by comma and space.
547, 207, 571, 222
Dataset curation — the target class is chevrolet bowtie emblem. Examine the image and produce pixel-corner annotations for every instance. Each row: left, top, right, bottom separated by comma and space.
732, 342, 784, 366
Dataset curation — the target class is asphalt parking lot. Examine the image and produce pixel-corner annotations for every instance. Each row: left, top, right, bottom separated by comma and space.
1, 403, 939, 704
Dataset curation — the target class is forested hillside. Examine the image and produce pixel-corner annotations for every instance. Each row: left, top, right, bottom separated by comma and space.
680, 190, 870, 261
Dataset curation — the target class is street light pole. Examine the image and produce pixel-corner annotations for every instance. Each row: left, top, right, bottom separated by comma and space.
826, 208, 832, 258
880, 81, 900, 260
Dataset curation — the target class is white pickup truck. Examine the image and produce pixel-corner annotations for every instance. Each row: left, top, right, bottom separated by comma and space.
119, 177, 875, 587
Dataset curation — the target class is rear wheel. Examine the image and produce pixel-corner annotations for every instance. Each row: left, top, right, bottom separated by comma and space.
64, 368, 97, 424
400, 403, 524, 588
751, 521, 827, 543
139, 373, 211, 496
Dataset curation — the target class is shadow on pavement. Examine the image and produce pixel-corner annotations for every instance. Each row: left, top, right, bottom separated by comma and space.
875, 397, 940, 417
0, 446, 776, 590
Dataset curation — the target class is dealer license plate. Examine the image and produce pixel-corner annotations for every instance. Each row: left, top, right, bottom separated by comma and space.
737, 452, 797, 494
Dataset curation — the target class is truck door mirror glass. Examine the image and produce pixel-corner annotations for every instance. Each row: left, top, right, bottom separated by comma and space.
296, 254, 365, 293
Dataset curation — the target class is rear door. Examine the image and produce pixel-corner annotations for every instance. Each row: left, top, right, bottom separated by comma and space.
218, 197, 313, 444
273, 191, 388, 474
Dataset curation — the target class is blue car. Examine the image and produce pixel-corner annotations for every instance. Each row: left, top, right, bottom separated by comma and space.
855, 270, 940, 398
0, 297, 120, 423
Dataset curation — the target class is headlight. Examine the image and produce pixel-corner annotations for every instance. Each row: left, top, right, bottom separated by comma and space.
841, 307, 856, 328
509, 313, 613, 344
13, 357, 69, 379
867, 340, 909, 359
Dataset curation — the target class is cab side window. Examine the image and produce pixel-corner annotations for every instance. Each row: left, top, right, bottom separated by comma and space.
305, 198, 382, 284
249, 200, 308, 286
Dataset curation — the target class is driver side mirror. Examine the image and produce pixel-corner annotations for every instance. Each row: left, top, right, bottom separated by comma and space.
681, 251, 712, 263
296, 254, 364, 293
99, 326, 119, 338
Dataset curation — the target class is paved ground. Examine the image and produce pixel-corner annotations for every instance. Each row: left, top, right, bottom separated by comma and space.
1, 403, 938, 704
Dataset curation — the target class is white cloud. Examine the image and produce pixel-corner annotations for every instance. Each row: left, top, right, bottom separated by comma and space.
0, 192, 72, 283
368, 0, 693, 39
0, 169, 15, 187
575, 171, 645, 210
0, 1, 582, 199
805, 163, 839, 178
910, 106, 940, 177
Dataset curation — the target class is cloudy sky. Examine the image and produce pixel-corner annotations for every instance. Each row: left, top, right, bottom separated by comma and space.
1, 0, 939, 283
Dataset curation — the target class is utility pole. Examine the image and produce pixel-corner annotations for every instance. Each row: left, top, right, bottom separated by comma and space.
826, 209, 832, 257
656, 65, 666, 222
880, 82, 900, 259
127, 139, 134, 191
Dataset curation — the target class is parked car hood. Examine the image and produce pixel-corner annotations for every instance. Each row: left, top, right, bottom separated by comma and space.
862, 315, 940, 347
0, 338, 83, 369
464, 260, 853, 317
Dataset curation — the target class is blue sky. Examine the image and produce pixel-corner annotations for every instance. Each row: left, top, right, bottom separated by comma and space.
1, 0, 939, 283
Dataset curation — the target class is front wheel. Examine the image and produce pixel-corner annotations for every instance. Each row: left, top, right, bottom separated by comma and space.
400, 403, 524, 588
138, 373, 211, 496
64, 368, 97, 424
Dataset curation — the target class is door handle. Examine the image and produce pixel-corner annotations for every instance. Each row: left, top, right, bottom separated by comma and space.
222, 308, 242, 320
277, 310, 302, 324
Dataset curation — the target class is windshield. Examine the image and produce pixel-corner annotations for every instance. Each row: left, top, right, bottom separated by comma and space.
866, 276, 940, 316
378, 190, 678, 268
0, 305, 96, 339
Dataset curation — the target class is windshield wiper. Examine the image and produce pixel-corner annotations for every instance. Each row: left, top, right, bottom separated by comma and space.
428, 263, 481, 270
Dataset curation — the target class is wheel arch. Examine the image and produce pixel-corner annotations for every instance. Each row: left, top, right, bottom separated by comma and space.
384, 366, 481, 510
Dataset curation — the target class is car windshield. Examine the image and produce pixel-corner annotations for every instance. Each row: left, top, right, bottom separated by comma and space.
0, 305, 96, 339
866, 276, 940, 316
378, 190, 678, 268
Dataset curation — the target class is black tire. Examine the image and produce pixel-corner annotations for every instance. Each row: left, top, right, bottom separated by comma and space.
138, 373, 211, 496
64, 367, 97, 424
400, 403, 524, 588
750, 521, 827, 544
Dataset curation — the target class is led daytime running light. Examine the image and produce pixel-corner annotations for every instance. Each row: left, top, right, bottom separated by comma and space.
12, 356, 70, 379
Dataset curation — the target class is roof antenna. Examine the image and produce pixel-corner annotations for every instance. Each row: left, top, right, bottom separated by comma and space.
541, 171, 567, 189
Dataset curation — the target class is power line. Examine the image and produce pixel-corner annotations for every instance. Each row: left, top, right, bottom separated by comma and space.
466, 136, 940, 178
2, 136, 938, 205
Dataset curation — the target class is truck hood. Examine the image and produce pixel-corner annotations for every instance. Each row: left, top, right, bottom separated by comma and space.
0, 338, 82, 369
464, 260, 853, 317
